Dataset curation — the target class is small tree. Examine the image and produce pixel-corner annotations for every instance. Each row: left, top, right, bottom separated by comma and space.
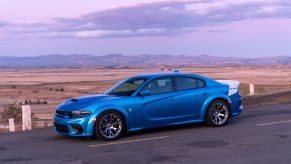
0, 103, 22, 124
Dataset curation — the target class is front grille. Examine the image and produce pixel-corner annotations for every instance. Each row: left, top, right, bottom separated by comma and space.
55, 123, 69, 133
71, 124, 84, 134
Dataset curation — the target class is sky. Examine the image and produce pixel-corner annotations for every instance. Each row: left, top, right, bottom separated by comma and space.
0, 0, 291, 57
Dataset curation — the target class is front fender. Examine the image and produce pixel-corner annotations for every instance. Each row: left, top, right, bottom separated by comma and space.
200, 94, 231, 120
85, 104, 131, 136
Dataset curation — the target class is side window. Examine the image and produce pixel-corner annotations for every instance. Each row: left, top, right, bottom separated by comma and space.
114, 79, 145, 93
175, 77, 205, 91
142, 77, 173, 95
197, 79, 205, 88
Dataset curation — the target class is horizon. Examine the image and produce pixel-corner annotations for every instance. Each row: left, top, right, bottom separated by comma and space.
0, 53, 290, 59
1, 0, 291, 57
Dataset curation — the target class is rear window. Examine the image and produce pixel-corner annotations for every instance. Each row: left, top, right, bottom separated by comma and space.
175, 77, 205, 91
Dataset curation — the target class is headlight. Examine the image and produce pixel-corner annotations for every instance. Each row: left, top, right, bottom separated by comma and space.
71, 110, 92, 117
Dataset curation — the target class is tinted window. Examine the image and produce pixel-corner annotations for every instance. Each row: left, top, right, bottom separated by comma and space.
142, 77, 173, 95
197, 79, 205, 88
106, 78, 146, 96
175, 77, 205, 91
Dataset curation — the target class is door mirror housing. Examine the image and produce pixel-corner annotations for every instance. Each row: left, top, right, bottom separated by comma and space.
140, 90, 151, 96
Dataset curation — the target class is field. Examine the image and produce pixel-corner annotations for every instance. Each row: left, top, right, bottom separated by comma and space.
0, 65, 291, 130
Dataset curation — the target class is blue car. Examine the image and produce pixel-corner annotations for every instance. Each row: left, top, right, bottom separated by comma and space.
54, 72, 243, 140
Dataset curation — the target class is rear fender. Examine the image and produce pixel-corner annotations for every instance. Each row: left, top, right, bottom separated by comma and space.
217, 80, 240, 96
200, 94, 231, 120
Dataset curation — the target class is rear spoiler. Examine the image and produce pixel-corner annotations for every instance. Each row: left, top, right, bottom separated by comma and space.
217, 80, 239, 96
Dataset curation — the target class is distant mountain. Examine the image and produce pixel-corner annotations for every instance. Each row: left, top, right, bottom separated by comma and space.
0, 54, 290, 68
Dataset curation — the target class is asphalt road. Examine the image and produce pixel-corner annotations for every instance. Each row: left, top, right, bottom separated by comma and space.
1, 103, 291, 164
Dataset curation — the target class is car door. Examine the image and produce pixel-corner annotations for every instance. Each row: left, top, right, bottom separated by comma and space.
134, 77, 180, 128
172, 76, 209, 120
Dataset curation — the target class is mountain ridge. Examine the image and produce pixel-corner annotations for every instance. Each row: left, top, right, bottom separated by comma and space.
0, 54, 290, 68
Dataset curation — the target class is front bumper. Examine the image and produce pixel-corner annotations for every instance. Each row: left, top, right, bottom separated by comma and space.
53, 115, 93, 137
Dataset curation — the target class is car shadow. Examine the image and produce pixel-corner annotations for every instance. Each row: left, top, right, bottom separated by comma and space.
50, 118, 241, 142
125, 122, 206, 138
50, 123, 206, 143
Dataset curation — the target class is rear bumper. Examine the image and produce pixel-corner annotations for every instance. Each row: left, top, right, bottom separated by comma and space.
232, 104, 243, 118
230, 95, 243, 117
53, 115, 93, 137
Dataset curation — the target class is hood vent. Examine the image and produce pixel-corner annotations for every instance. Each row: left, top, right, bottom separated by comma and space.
71, 99, 78, 102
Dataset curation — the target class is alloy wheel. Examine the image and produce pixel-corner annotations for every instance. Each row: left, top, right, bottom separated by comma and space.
210, 102, 229, 125
98, 113, 122, 139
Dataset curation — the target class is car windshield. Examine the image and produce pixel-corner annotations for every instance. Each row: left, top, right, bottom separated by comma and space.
105, 77, 147, 96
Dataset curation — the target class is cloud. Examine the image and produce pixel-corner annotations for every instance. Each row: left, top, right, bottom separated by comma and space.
46, 28, 184, 39
1, 0, 291, 39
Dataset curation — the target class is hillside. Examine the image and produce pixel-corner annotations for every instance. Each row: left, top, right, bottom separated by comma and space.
0, 54, 291, 68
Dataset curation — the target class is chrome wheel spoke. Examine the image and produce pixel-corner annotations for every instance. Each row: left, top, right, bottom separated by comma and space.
218, 113, 225, 117
218, 116, 224, 123
210, 102, 229, 125
99, 123, 106, 128
99, 113, 122, 139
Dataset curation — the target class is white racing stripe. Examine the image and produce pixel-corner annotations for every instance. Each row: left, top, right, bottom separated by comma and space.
89, 136, 170, 148
256, 120, 291, 126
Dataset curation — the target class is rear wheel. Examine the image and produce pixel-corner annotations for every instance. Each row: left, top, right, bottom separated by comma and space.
206, 100, 230, 127
95, 111, 125, 141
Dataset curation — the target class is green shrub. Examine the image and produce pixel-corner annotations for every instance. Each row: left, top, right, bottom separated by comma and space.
0, 103, 22, 124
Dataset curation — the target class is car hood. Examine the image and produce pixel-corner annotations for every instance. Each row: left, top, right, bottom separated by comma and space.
57, 94, 123, 111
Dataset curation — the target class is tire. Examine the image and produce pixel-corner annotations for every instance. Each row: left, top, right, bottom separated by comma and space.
95, 111, 125, 141
206, 100, 230, 127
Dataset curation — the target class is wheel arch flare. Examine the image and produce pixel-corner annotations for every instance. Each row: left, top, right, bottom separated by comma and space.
200, 94, 231, 120
86, 104, 130, 135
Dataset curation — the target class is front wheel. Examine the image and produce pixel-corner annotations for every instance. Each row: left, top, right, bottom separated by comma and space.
95, 111, 125, 141
206, 100, 230, 127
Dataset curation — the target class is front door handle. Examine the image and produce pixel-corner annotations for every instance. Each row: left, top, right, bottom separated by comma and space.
202, 92, 208, 95
169, 97, 174, 101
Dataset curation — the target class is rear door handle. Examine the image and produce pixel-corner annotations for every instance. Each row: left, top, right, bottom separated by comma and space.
169, 97, 174, 101
202, 92, 208, 95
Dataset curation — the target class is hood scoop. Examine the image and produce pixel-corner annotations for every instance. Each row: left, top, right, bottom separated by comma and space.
71, 99, 79, 102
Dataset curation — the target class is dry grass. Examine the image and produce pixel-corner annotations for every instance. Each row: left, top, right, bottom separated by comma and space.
243, 90, 291, 107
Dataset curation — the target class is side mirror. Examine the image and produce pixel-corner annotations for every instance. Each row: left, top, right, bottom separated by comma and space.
140, 90, 151, 96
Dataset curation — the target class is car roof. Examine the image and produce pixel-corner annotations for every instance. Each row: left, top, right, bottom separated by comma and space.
130, 72, 206, 79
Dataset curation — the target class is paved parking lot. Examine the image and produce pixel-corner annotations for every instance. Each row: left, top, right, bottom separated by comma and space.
1, 103, 291, 164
